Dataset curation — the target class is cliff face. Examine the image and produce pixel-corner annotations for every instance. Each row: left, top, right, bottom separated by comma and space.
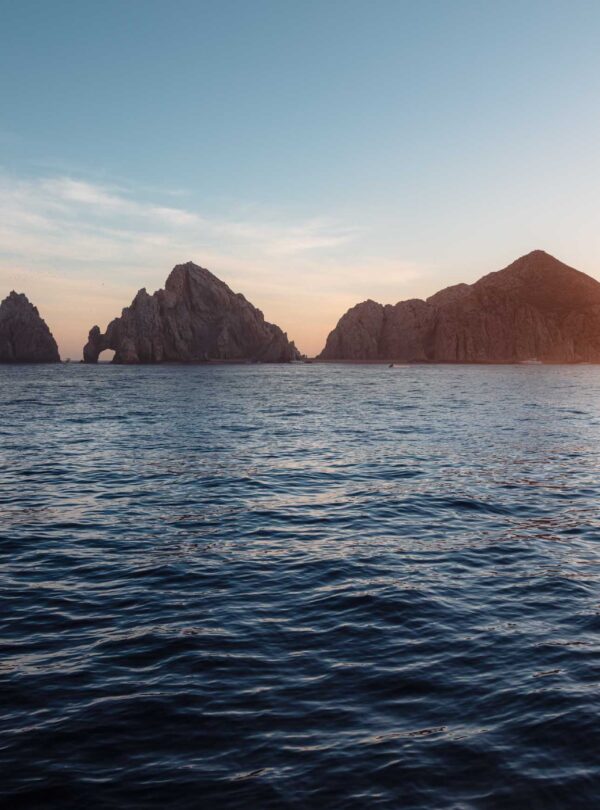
319, 251, 600, 363
83, 262, 300, 363
0, 292, 60, 363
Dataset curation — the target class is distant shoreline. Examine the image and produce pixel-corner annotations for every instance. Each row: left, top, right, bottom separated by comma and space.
4, 358, 598, 367
96, 357, 600, 365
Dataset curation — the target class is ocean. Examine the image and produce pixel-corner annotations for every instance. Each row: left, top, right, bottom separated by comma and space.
1, 363, 599, 808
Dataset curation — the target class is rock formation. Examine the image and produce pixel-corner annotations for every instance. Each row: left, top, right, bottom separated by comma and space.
0, 292, 60, 362
319, 250, 600, 363
83, 262, 300, 363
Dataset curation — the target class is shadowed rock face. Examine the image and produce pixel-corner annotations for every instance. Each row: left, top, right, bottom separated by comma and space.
84, 262, 300, 364
0, 292, 60, 363
319, 251, 600, 363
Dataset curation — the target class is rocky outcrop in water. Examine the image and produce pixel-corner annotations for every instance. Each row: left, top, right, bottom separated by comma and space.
319, 250, 600, 363
0, 292, 60, 363
83, 262, 300, 363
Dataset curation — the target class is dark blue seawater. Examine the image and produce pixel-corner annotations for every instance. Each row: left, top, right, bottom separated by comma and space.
1, 363, 599, 809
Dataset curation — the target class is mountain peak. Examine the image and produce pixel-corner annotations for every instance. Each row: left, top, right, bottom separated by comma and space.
495, 250, 570, 276
477, 250, 597, 304
521, 249, 553, 261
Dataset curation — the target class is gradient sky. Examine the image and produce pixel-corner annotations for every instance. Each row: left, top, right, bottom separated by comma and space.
2, 0, 600, 359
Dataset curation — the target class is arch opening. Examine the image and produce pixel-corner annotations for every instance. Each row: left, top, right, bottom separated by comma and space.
98, 349, 115, 363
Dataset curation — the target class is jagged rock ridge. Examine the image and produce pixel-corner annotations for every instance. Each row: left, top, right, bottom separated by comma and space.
84, 262, 300, 363
319, 250, 600, 363
0, 292, 60, 363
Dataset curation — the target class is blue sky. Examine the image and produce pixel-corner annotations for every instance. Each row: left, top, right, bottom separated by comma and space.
2, 0, 600, 357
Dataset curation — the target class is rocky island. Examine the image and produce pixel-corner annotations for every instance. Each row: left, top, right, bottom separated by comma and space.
83, 262, 300, 363
0, 291, 60, 363
319, 250, 600, 363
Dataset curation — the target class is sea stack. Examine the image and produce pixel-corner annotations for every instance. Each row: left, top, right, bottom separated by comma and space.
319, 250, 600, 363
0, 292, 61, 363
83, 261, 300, 363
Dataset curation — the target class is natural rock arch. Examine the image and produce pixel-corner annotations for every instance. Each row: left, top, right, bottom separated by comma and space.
83, 262, 299, 364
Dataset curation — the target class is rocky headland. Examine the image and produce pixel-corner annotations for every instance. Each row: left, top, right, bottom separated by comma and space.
83, 262, 299, 363
319, 250, 600, 363
0, 292, 60, 363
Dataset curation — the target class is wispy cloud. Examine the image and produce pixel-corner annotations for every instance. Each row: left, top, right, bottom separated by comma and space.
0, 171, 427, 358
0, 173, 353, 262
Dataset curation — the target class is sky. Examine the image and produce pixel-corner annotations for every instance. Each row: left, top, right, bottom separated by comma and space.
2, 0, 600, 359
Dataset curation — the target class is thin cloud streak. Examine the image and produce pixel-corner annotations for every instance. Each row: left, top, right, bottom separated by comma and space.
1, 174, 354, 255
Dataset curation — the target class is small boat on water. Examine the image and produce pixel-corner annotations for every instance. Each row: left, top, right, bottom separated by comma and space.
388, 363, 410, 368
519, 358, 543, 365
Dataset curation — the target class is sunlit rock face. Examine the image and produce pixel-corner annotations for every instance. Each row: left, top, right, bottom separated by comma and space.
0, 292, 60, 363
83, 262, 300, 364
319, 251, 600, 363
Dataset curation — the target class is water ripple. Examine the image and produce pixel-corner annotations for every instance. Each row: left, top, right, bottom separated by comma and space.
1, 363, 600, 808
